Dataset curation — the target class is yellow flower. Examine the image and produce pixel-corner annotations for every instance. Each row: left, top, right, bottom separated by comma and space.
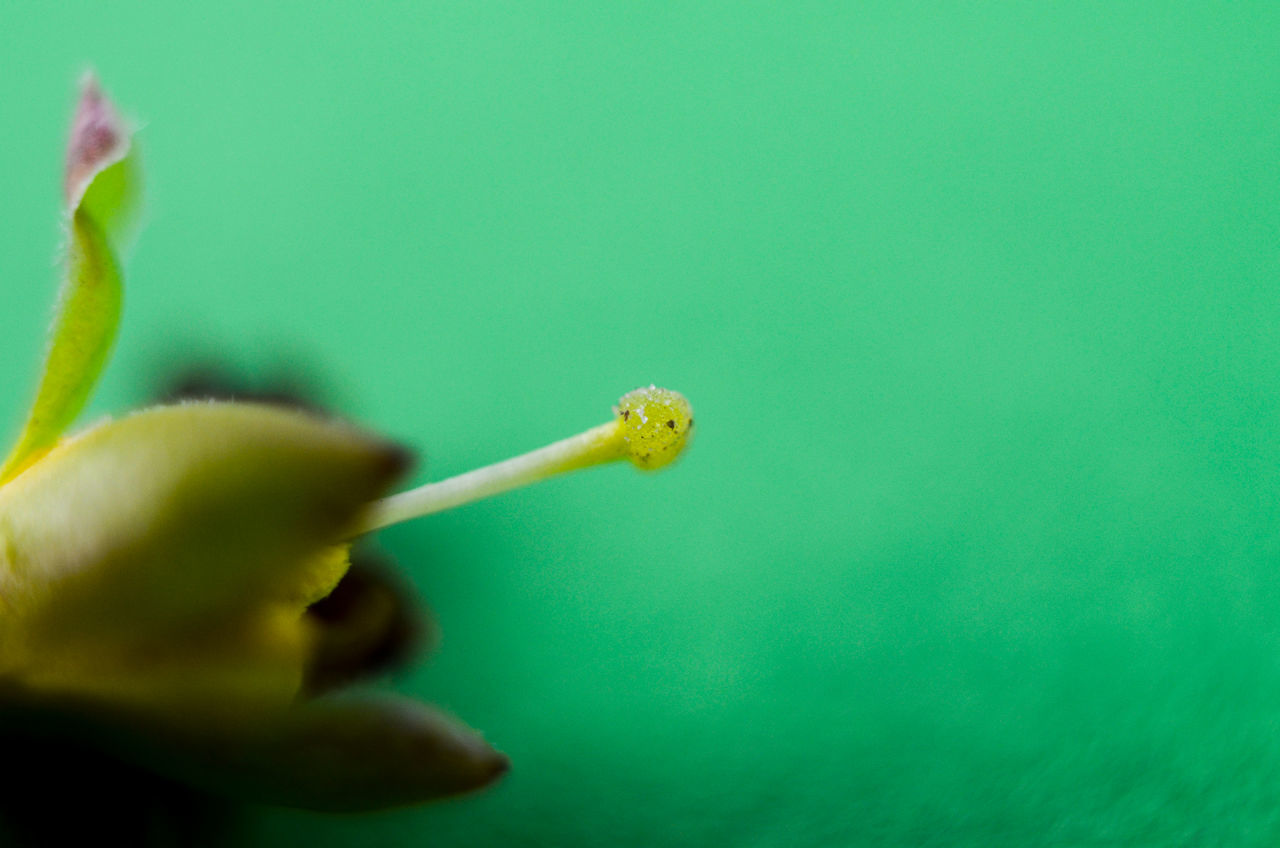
0, 77, 693, 814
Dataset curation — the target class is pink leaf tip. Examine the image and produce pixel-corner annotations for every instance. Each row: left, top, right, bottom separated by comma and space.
64, 73, 129, 209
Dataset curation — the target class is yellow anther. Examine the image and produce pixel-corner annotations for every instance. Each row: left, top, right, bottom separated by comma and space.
615, 386, 694, 470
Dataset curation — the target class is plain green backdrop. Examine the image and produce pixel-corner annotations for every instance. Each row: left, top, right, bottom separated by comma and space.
3, 2, 1280, 845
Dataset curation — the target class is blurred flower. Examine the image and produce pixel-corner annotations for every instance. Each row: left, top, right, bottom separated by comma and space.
0, 76, 693, 829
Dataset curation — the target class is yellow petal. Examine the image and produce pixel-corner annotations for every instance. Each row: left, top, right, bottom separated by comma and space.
0, 78, 141, 484
0, 402, 408, 710
11, 603, 310, 722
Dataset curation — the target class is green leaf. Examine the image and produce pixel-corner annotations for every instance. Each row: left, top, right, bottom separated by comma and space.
79, 145, 144, 252
0, 78, 140, 484
0, 212, 124, 482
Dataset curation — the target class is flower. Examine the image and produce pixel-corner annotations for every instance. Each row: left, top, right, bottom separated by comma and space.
0, 76, 693, 823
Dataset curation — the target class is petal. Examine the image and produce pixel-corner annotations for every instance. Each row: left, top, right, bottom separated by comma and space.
0, 402, 409, 709
194, 695, 508, 811
0, 77, 142, 483
11, 603, 312, 722
0, 690, 506, 814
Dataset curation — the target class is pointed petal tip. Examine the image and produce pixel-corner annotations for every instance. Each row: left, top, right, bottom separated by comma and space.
482, 748, 511, 782
203, 696, 511, 811
430, 713, 510, 792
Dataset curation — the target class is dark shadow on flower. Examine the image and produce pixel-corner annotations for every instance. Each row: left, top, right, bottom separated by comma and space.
157, 364, 329, 414
304, 552, 432, 697
0, 697, 240, 847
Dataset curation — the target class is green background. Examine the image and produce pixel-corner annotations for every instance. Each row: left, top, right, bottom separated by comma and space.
3, 3, 1280, 844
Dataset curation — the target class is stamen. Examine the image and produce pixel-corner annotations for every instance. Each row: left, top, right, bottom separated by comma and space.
352, 386, 693, 536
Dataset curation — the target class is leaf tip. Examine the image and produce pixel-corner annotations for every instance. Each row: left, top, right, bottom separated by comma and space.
64, 71, 129, 210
